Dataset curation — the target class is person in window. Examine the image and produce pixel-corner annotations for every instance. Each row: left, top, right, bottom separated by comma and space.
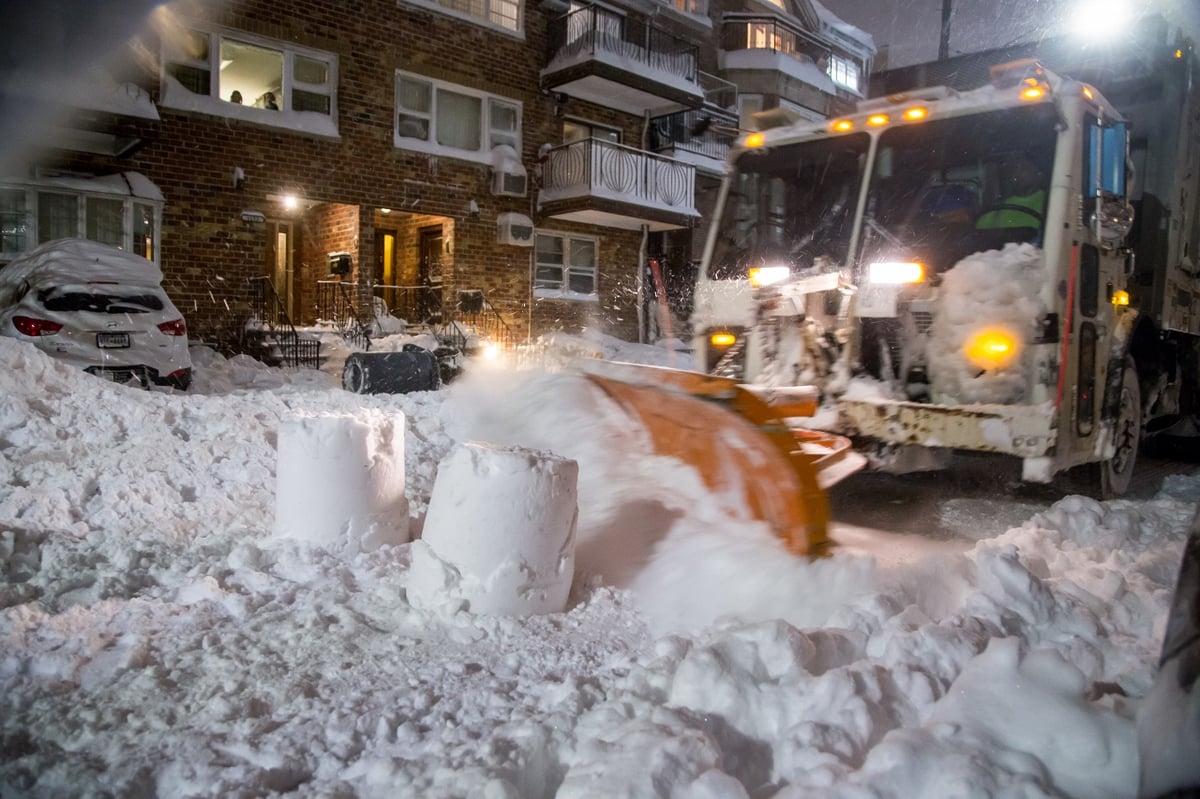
230, 90, 243, 104
976, 153, 1046, 230
263, 91, 279, 111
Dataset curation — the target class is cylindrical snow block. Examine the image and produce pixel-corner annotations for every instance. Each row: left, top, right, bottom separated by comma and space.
342, 347, 441, 395
409, 442, 578, 616
273, 411, 409, 553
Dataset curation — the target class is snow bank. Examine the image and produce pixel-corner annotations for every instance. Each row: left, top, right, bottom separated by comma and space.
1, 337, 1198, 797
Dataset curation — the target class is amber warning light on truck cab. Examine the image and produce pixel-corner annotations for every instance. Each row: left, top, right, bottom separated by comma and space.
749, 265, 791, 287
964, 327, 1020, 371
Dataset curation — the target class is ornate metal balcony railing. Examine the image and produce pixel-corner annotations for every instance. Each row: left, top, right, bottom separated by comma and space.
547, 5, 700, 85
540, 138, 697, 215
649, 108, 736, 163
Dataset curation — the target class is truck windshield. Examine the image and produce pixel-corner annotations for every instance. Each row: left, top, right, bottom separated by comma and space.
707, 133, 869, 279
860, 103, 1059, 276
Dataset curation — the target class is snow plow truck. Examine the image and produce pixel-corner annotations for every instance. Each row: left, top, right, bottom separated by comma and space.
691, 16, 1200, 498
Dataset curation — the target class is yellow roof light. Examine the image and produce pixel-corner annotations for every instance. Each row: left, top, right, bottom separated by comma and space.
1082, 86, 1094, 100
709, 331, 737, 347
867, 113, 890, 127
1112, 289, 1130, 306
831, 118, 854, 132
1176, 49, 1184, 59
903, 106, 928, 121
744, 131, 766, 148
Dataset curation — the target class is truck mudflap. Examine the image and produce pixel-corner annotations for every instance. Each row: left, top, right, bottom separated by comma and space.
837, 397, 1057, 458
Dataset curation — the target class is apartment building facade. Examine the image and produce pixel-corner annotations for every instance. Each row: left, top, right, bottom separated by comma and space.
0, 0, 872, 353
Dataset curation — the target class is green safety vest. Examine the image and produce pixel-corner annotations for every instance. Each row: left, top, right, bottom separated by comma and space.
975, 190, 1045, 229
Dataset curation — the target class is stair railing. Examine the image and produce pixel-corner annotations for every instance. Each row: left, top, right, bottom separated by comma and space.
246, 276, 321, 368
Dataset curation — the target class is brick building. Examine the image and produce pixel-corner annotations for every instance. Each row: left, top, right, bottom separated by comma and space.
0, 0, 872, 356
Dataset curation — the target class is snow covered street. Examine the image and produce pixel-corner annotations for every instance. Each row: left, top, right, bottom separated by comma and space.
1, 335, 1198, 797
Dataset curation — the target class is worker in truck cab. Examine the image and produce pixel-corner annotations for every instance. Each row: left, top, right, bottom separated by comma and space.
975, 152, 1047, 233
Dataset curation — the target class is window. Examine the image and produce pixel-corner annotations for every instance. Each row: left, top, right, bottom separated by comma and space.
0, 190, 28, 256
38, 194, 78, 244
395, 72, 521, 163
535, 233, 597, 296
0, 182, 162, 263
162, 27, 337, 128
564, 119, 620, 144
828, 54, 860, 93
411, 0, 523, 32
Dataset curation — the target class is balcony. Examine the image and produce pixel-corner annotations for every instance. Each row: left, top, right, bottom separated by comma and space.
543, 5, 705, 114
538, 138, 699, 231
649, 72, 738, 175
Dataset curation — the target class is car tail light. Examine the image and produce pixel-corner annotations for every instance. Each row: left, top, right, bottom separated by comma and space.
158, 318, 187, 336
12, 316, 63, 336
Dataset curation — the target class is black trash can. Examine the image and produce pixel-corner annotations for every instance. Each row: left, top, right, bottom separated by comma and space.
342, 345, 442, 394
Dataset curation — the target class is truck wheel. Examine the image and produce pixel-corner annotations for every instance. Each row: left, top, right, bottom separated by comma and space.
1099, 356, 1141, 498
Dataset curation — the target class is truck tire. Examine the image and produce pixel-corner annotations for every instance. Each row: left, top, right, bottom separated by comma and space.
1098, 355, 1141, 499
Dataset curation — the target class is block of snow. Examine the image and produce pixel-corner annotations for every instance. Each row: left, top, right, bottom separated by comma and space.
273, 411, 410, 554
409, 442, 578, 616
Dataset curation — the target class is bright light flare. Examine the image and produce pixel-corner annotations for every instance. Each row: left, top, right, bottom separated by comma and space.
867, 261, 925, 285
481, 341, 502, 360
744, 132, 765, 148
1068, 0, 1135, 42
964, 327, 1020, 371
281, 194, 299, 211
748, 265, 790, 287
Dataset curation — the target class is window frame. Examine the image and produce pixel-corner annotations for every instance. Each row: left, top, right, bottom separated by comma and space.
0, 184, 163, 264
160, 25, 339, 137
397, 0, 525, 36
533, 231, 599, 299
394, 71, 522, 164
827, 53, 860, 93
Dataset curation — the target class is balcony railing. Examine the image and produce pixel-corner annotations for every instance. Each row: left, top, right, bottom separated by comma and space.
540, 138, 697, 215
699, 70, 738, 111
720, 16, 832, 66
649, 109, 736, 163
547, 5, 699, 85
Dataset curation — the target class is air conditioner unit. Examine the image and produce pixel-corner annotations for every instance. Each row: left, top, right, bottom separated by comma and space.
492, 168, 527, 197
497, 212, 534, 246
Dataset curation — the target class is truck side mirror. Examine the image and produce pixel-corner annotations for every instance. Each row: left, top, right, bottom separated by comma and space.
1087, 121, 1134, 244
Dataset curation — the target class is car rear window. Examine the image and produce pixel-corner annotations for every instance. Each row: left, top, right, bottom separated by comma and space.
37, 286, 165, 313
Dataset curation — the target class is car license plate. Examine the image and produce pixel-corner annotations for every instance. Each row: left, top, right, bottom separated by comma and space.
96, 332, 131, 349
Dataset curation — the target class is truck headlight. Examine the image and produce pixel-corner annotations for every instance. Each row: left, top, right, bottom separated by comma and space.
748, 266, 790, 287
867, 261, 926, 284
964, 327, 1020, 370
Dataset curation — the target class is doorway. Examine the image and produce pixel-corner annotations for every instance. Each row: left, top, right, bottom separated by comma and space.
375, 228, 397, 314
267, 220, 295, 320
419, 225, 443, 322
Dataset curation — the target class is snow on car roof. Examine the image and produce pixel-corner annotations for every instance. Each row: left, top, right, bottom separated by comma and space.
0, 239, 165, 302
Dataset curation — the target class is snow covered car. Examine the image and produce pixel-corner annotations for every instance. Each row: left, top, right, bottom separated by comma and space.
0, 239, 193, 390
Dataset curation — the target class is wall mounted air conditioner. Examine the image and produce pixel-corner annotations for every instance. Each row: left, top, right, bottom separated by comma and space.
497, 212, 534, 246
490, 144, 528, 198
492, 168, 527, 197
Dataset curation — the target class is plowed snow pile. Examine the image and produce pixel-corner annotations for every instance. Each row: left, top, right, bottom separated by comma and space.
1, 337, 1197, 797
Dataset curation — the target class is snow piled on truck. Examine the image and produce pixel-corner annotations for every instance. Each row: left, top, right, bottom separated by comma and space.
927, 243, 1048, 404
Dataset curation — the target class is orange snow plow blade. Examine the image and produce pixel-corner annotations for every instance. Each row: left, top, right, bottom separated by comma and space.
581, 362, 863, 556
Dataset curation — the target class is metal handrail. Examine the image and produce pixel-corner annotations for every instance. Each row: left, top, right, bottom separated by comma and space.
246, 276, 321, 368
649, 108, 737, 161
316, 280, 372, 350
